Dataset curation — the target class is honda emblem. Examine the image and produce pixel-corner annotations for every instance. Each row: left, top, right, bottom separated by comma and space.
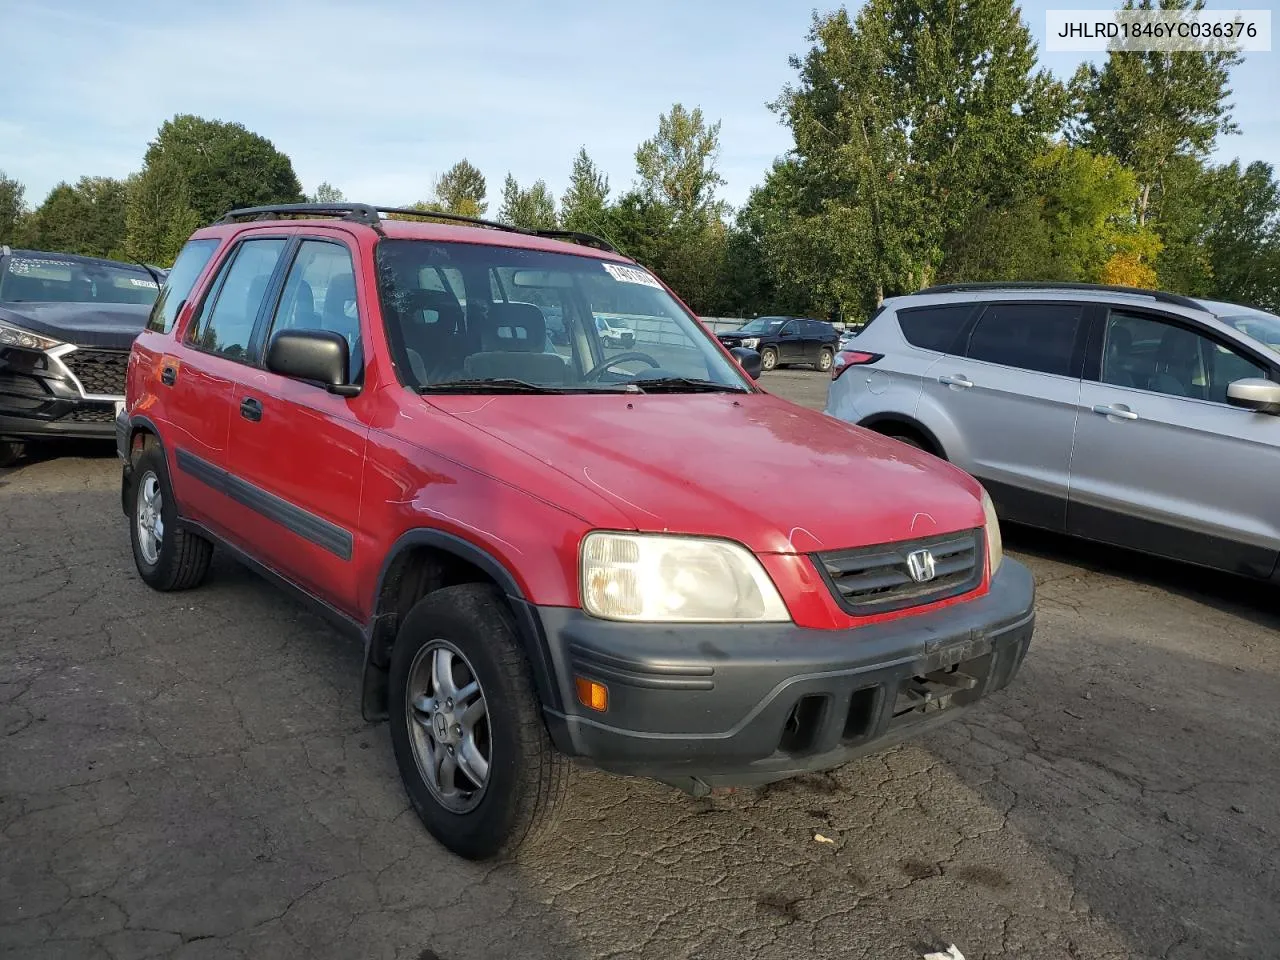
906, 548, 937, 583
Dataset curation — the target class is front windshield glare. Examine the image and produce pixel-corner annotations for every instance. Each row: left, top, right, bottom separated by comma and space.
738, 317, 785, 334
374, 239, 751, 392
1221, 311, 1280, 351
0, 255, 160, 305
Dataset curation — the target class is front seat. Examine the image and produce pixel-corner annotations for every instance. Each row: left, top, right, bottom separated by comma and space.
1150, 327, 1204, 399
464, 303, 566, 383
321, 274, 361, 374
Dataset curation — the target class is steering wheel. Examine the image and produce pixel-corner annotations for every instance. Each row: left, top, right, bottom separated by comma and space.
583, 351, 662, 382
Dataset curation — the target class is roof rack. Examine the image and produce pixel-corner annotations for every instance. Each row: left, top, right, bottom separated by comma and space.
214, 203, 618, 253
917, 281, 1203, 310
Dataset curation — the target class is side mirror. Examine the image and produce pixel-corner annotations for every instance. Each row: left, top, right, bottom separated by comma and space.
1226, 377, 1280, 414
266, 329, 359, 397
731, 346, 762, 380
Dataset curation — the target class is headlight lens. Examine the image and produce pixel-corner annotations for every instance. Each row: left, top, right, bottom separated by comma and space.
981, 487, 1003, 576
580, 532, 790, 622
0, 319, 62, 351
740, 337, 760, 349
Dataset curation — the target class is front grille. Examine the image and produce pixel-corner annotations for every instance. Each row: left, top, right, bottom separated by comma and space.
814, 528, 984, 615
66, 405, 118, 423
61, 349, 129, 397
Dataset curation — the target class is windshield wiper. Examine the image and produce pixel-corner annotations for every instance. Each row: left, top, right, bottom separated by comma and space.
630, 377, 750, 394
417, 378, 569, 394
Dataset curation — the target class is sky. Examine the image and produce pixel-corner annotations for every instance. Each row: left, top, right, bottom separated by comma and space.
2, 0, 1277, 215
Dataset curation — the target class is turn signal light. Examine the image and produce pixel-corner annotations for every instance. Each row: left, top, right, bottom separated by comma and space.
575, 677, 609, 712
831, 350, 883, 381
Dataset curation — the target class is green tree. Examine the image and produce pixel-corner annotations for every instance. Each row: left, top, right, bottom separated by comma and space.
635, 104, 727, 222
0, 171, 25, 246
770, 1, 1065, 308
1202, 161, 1280, 309
25, 176, 129, 259
125, 115, 303, 264
560, 148, 611, 235
1069, 0, 1241, 226
310, 181, 345, 203
497, 174, 558, 230
432, 160, 487, 217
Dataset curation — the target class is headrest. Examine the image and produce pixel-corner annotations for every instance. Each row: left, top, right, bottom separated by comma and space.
323, 273, 357, 324
482, 301, 546, 352
402, 289, 463, 327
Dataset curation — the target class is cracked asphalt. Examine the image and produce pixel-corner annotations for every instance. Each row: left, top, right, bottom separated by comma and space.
2, 368, 1277, 960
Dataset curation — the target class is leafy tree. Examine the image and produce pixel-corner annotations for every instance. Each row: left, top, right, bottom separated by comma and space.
0, 171, 25, 246
432, 160, 487, 217
498, 174, 557, 230
560, 148, 611, 235
635, 104, 727, 223
24, 177, 129, 259
125, 114, 303, 264
310, 182, 345, 203
769, 1, 1065, 308
939, 199, 1063, 283
1069, 0, 1241, 225
1201, 161, 1280, 309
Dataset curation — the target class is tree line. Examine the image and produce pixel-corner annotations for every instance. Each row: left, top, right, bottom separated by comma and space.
1, 0, 1276, 320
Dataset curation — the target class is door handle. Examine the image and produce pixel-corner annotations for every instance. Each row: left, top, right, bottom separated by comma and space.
239, 397, 263, 422
939, 374, 973, 388
1092, 403, 1139, 421
161, 366, 177, 386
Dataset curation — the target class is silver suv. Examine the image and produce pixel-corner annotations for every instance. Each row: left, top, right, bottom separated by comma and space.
826, 282, 1280, 580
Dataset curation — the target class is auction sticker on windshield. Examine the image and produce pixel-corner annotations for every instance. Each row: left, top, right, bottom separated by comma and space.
602, 263, 663, 289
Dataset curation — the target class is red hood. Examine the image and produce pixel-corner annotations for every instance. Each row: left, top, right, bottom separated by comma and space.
427, 392, 985, 555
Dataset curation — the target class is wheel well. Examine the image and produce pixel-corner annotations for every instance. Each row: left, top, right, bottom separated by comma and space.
859, 416, 945, 458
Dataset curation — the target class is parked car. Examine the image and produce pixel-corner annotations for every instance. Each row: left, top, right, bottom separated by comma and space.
717, 316, 839, 372
593, 313, 636, 347
118, 203, 1034, 861
0, 247, 162, 465
827, 281, 1280, 580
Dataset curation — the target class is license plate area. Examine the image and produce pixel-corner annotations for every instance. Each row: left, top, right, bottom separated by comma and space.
889, 638, 994, 728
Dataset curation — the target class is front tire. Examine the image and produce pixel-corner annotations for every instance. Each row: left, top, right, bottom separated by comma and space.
129, 446, 213, 591
389, 583, 569, 861
760, 347, 778, 372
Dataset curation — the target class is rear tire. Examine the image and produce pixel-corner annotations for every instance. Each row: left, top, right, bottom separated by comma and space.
0, 440, 24, 468
817, 348, 834, 372
129, 446, 213, 591
389, 583, 569, 861
760, 347, 778, 372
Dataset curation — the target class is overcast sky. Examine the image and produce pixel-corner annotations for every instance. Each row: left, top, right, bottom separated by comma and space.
3, 0, 1276, 214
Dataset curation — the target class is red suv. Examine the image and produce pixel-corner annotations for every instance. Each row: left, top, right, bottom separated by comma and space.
117, 203, 1035, 860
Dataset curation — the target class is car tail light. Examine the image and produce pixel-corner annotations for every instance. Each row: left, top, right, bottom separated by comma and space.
832, 350, 882, 380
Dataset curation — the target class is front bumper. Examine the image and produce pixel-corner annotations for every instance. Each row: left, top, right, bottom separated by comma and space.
534, 558, 1035, 789
0, 345, 122, 441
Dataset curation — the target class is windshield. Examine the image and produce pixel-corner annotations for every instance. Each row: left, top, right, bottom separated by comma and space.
1218, 310, 1280, 352
374, 240, 751, 393
0, 254, 160, 305
736, 316, 787, 334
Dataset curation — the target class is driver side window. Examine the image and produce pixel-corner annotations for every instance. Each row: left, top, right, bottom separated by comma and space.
1100, 310, 1268, 404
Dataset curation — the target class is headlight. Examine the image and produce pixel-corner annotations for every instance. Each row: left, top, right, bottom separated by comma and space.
740, 337, 760, 349
980, 487, 1003, 576
580, 532, 790, 622
0, 319, 63, 351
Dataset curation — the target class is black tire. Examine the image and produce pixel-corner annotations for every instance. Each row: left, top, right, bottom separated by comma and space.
128, 446, 213, 591
0, 440, 24, 468
817, 347, 834, 372
760, 347, 778, 372
389, 583, 569, 861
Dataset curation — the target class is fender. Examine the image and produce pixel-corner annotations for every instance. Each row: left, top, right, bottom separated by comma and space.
119, 414, 169, 516
363, 529, 564, 722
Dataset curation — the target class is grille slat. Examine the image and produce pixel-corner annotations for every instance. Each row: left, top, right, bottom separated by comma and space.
61, 349, 128, 397
814, 528, 985, 615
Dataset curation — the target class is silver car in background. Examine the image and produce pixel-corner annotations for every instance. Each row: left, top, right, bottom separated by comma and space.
826, 282, 1280, 580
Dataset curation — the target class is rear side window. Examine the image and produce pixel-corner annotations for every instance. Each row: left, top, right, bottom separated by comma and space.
897, 304, 972, 353
965, 302, 1085, 377
189, 238, 288, 362
146, 239, 220, 333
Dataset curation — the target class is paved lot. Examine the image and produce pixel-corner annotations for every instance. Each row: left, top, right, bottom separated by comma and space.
2, 369, 1277, 960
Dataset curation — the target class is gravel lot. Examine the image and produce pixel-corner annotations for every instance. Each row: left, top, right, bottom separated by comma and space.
2, 368, 1277, 960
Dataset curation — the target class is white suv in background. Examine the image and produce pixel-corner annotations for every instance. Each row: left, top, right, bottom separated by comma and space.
826, 282, 1280, 580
